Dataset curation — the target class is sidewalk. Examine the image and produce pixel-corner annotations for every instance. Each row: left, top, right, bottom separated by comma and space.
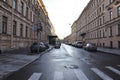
97, 47, 120, 56
0, 46, 53, 80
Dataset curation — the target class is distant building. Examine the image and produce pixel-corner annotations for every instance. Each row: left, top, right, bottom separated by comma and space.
0, 0, 56, 51
71, 21, 77, 43
64, 34, 72, 44
64, 0, 120, 49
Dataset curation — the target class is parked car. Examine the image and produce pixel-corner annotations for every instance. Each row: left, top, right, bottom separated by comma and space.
30, 42, 46, 53
74, 41, 83, 48
43, 42, 49, 49
84, 43, 97, 51
68, 43, 72, 45
71, 42, 76, 47
54, 42, 61, 48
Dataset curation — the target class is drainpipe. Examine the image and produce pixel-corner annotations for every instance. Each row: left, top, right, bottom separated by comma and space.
11, 4, 13, 49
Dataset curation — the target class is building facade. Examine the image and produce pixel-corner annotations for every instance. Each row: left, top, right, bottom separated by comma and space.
64, 34, 72, 44
70, 21, 77, 43
0, 0, 55, 51
64, 0, 120, 49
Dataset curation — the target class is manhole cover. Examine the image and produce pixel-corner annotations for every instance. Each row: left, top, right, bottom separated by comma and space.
64, 65, 79, 69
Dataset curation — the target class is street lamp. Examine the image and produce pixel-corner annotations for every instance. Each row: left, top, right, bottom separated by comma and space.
37, 8, 43, 53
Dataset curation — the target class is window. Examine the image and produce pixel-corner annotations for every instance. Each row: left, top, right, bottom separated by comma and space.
26, 7, 29, 18
13, 0, 17, 9
100, 43, 101, 47
109, 11, 113, 20
3, 0, 7, 2
97, 0, 100, 3
118, 24, 120, 35
20, 2, 24, 15
2, 16, 7, 34
100, 30, 101, 38
102, 4, 104, 11
20, 24, 23, 37
103, 30, 105, 37
97, 19, 99, 26
99, 7, 101, 13
30, 28, 32, 38
103, 16, 105, 23
34, 0, 35, 5
30, 11, 32, 21
110, 27, 112, 37
117, 6, 120, 17
97, 31, 99, 38
13, 21, 17, 35
28, 0, 30, 7
109, 0, 113, 4
26, 26, 28, 37
32, 14, 35, 22
100, 18, 102, 25
32, 0, 36, 4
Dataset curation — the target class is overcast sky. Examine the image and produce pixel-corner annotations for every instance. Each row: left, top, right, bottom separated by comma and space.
43, 0, 90, 39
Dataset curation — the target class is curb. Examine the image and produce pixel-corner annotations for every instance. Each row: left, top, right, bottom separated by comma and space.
0, 46, 54, 80
97, 49, 120, 56
0, 57, 39, 80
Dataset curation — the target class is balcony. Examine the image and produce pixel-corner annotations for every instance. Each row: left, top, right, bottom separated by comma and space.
106, 0, 120, 10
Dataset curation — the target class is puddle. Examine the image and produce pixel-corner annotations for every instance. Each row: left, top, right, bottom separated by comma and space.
64, 65, 79, 69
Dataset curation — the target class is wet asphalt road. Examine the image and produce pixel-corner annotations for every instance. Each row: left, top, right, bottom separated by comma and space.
3, 44, 120, 80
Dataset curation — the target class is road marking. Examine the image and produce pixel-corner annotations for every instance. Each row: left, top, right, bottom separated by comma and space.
106, 66, 120, 75
74, 69, 89, 80
81, 58, 91, 65
54, 71, 63, 80
62, 45, 73, 57
28, 73, 42, 80
91, 68, 113, 80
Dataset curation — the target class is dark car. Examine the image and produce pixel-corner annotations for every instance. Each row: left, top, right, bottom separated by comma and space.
54, 42, 61, 48
43, 42, 49, 49
84, 43, 97, 51
30, 42, 46, 53
74, 41, 83, 48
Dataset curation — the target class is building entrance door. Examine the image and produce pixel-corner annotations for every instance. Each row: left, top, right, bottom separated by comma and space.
118, 41, 120, 49
110, 41, 113, 48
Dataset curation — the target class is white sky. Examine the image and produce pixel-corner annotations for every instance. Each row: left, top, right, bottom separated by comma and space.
43, 0, 90, 39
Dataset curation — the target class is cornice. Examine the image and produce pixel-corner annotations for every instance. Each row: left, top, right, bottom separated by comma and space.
37, 0, 48, 16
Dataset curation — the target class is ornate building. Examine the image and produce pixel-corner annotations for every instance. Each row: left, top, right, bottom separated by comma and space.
0, 0, 56, 51
64, 0, 120, 49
